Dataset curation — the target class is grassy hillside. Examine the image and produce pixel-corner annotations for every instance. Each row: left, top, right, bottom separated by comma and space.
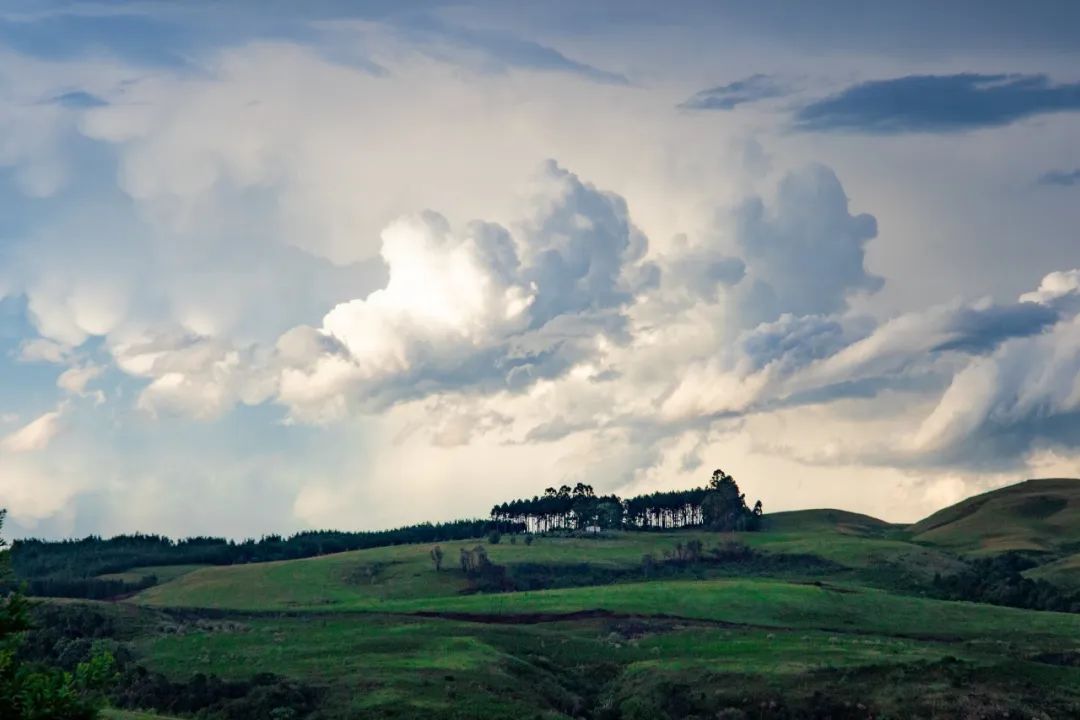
134, 526, 963, 611
113, 546, 1080, 720
135, 608, 1057, 719
29, 480, 1080, 718
910, 478, 1080, 554
376, 577, 1080, 643
1026, 552, 1080, 589
760, 508, 892, 534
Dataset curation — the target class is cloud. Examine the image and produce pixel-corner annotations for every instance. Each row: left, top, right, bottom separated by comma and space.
384, 14, 630, 85
1020, 269, 1080, 311
1, 406, 65, 453
909, 315, 1080, 467
49, 90, 107, 109
733, 164, 881, 324
681, 74, 789, 111
56, 363, 104, 398
17, 337, 70, 363
278, 161, 658, 421
788, 299, 1060, 398
1037, 168, 1080, 187
112, 333, 276, 421
2, 6, 1080, 537
903, 271, 1080, 465
795, 74, 1080, 134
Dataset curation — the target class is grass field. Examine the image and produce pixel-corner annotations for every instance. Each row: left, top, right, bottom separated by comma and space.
48, 488, 1080, 718
121, 572, 1080, 718
134, 519, 963, 611
133, 612, 993, 718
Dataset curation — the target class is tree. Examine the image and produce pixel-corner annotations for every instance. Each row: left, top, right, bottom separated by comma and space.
0, 509, 115, 720
702, 469, 754, 532
429, 545, 444, 572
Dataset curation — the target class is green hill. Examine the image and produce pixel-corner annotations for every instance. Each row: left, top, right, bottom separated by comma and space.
910, 478, 1080, 554
761, 508, 893, 535
122, 539, 1080, 720
134, 524, 964, 611
28, 480, 1080, 719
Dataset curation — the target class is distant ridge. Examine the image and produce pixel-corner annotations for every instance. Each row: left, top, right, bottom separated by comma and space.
762, 508, 892, 535
910, 478, 1080, 554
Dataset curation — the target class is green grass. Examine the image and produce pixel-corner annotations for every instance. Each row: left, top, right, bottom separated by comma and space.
375, 577, 1080, 646
134, 526, 961, 611
1025, 552, 1080, 588
760, 508, 892, 534
130, 579, 1080, 719
91, 488, 1080, 718
137, 615, 498, 680
135, 608, 993, 719
910, 478, 1080, 554
103, 711, 183, 720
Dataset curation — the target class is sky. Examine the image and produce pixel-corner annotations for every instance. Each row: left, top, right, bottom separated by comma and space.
1, 1, 1080, 539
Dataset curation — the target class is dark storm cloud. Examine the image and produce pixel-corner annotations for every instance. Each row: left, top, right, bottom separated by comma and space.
49, 91, 107, 109
681, 74, 788, 111
795, 74, 1080, 134
930, 302, 1060, 353
1037, 169, 1080, 186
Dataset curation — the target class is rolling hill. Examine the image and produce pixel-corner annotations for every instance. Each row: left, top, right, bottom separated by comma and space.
761, 508, 895, 535
24, 477, 1080, 719
909, 478, 1080, 554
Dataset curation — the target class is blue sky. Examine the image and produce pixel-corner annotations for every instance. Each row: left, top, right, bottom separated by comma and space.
1, 1, 1080, 538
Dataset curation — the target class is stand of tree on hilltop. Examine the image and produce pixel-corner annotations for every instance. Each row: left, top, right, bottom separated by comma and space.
490, 469, 763, 533
7, 469, 760, 601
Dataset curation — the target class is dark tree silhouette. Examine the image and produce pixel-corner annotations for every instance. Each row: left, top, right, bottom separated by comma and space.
490, 468, 762, 534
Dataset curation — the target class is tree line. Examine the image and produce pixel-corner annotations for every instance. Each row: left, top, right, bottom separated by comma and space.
9, 518, 523, 599
489, 469, 763, 533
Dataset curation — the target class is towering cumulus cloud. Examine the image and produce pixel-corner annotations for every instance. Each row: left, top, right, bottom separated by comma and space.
278, 161, 658, 421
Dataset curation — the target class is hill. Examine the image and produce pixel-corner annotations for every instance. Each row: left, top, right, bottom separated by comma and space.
910, 478, 1080, 554
761, 508, 893, 535
134, 525, 964, 612
20, 478, 1080, 719
87, 529, 1080, 718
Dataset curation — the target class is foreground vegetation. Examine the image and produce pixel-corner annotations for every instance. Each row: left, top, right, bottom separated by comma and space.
10, 477, 1080, 718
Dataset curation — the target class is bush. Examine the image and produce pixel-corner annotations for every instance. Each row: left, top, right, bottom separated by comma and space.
487, 530, 502, 545
524, 534, 534, 546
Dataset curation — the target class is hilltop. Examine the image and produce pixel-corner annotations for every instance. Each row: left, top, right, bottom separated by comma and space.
909, 478, 1080, 554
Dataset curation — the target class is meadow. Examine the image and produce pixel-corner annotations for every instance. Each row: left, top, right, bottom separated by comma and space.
25, 479, 1080, 718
